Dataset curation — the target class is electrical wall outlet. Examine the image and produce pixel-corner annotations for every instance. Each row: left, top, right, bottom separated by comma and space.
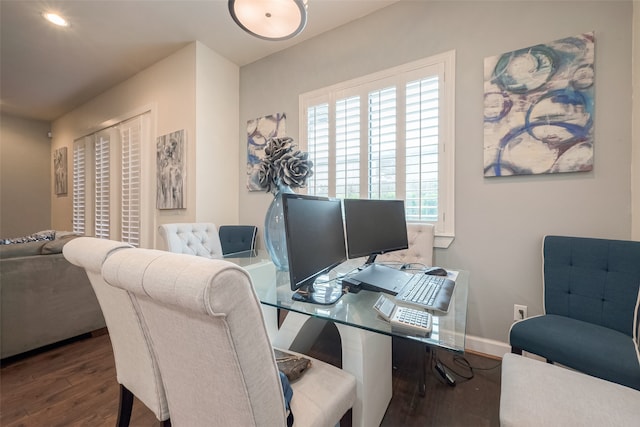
513, 304, 528, 321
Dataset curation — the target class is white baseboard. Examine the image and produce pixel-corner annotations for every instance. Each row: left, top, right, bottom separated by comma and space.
464, 335, 510, 359
464, 335, 547, 362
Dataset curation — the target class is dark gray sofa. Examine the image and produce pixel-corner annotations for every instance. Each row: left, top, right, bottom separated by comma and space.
1, 234, 105, 359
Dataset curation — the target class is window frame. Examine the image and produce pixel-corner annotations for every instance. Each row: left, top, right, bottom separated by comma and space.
299, 50, 456, 248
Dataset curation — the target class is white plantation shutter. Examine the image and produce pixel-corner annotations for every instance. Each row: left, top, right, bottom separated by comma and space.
94, 134, 110, 239
120, 117, 142, 247
306, 103, 330, 196
405, 76, 439, 222
72, 139, 87, 234
368, 86, 397, 200
301, 51, 455, 245
335, 96, 360, 199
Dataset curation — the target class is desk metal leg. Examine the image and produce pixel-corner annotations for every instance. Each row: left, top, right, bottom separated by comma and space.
420, 345, 428, 397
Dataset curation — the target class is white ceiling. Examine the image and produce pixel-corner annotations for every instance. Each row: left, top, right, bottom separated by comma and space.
0, 0, 398, 122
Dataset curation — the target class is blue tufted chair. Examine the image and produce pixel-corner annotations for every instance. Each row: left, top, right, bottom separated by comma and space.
509, 235, 640, 390
158, 223, 223, 259
218, 225, 258, 255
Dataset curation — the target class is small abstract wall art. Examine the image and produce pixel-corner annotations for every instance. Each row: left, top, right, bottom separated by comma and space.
246, 112, 286, 191
483, 32, 595, 177
54, 147, 68, 195
156, 129, 185, 209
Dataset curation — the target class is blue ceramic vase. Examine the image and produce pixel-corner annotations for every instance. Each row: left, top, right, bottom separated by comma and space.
264, 182, 293, 271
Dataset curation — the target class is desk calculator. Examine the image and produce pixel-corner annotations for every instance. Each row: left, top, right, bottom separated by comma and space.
373, 294, 433, 337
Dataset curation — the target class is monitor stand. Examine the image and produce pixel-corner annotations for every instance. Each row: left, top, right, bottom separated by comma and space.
292, 277, 345, 305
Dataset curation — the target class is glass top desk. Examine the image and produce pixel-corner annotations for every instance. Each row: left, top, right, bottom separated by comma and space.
224, 250, 469, 427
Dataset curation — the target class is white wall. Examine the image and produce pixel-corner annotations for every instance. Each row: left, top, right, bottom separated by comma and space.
194, 42, 240, 227
0, 113, 51, 237
238, 1, 634, 352
52, 42, 239, 248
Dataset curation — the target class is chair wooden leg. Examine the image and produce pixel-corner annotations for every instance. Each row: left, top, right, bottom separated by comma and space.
159, 419, 172, 427
511, 346, 523, 355
117, 384, 134, 427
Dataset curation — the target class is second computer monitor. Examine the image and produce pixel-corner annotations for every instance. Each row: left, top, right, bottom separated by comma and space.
343, 198, 409, 263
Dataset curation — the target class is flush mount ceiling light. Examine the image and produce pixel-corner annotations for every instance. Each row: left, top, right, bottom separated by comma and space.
228, 0, 308, 41
42, 12, 69, 27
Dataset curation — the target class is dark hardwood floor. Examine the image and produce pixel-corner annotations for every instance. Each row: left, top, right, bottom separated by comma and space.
1, 324, 501, 426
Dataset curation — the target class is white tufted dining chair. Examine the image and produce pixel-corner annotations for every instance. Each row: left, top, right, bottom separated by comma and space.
63, 237, 170, 427
102, 247, 357, 427
377, 222, 435, 267
158, 223, 223, 259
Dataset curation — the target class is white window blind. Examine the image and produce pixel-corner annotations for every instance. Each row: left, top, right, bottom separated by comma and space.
368, 86, 397, 200
94, 134, 110, 239
405, 76, 439, 222
335, 96, 360, 199
72, 139, 86, 234
306, 103, 330, 196
300, 51, 455, 246
120, 117, 142, 247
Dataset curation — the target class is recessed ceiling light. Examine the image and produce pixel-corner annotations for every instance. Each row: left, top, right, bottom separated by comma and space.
43, 12, 69, 27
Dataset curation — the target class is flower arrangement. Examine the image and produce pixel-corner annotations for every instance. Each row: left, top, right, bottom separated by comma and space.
257, 137, 313, 194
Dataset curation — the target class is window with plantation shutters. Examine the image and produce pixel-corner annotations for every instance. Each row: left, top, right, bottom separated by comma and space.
300, 51, 455, 247
71, 112, 149, 247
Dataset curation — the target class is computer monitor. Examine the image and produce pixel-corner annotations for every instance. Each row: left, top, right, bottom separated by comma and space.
282, 193, 347, 305
343, 198, 409, 264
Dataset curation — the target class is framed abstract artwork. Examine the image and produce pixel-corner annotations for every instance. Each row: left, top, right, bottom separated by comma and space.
54, 147, 68, 195
483, 32, 595, 177
156, 129, 186, 209
246, 112, 286, 191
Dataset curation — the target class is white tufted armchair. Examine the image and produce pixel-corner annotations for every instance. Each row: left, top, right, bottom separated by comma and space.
158, 223, 223, 259
377, 222, 435, 267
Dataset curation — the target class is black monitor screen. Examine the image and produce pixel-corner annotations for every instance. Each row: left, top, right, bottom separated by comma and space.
343, 198, 408, 261
283, 193, 347, 304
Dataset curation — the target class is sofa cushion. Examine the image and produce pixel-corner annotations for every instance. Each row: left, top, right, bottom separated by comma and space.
510, 314, 640, 390
0, 240, 47, 258
500, 353, 640, 427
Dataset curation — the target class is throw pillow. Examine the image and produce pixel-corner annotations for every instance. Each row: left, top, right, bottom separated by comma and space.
1, 230, 56, 245
40, 234, 81, 255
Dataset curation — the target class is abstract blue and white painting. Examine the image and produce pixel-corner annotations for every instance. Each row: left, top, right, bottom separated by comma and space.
483, 32, 595, 177
246, 112, 286, 191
